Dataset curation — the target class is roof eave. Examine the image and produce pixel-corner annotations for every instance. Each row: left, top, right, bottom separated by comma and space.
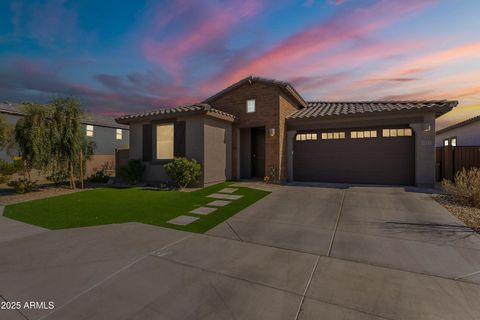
284, 85, 307, 108
115, 108, 237, 124
286, 105, 456, 123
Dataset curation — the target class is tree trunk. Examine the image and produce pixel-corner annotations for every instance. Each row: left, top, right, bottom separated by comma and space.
79, 152, 84, 189
69, 161, 76, 189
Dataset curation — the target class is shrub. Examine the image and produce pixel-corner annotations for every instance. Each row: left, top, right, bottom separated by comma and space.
8, 178, 38, 194
442, 168, 480, 208
87, 162, 112, 183
46, 170, 69, 185
118, 159, 145, 184
0, 159, 20, 184
164, 157, 201, 189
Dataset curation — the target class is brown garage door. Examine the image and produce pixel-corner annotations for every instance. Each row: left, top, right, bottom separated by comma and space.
293, 127, 415, 185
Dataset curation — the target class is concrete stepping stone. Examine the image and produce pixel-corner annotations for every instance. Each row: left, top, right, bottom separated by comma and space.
208, 200, 231, 207
218, 187, 238, 194
190, 207, 217, 215
208, 193, 243, 200
167, 215, 199, 225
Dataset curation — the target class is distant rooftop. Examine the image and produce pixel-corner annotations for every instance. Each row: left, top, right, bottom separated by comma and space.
436, 114, 480, 135
0, 101, 128, 129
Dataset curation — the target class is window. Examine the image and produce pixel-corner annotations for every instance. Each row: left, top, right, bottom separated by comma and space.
86, 125, 94, 137
116, 129, 122, 140
246, 99, 255, 113
451, 137, 457, 147
351, 130, 377, 139
295, 133, 318, 141
382, 128, 412, 137
320, 131, 346, 140
156, 123, 174, 160
444, 137, 456, 147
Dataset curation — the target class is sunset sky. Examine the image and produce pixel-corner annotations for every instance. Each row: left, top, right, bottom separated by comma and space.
0, 0, 479, 129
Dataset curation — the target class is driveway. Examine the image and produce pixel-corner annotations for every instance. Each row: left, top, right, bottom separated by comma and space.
0, 205, 46, 243
1, 185, 480, 319
209, 184, 480, 281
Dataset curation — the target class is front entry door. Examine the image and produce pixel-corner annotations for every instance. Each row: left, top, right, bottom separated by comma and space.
251, 127, 265, 178
252, 127, 265, 178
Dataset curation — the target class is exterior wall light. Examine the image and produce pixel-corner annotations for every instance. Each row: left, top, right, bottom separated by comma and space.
269, 128, 276, 137
423, 123, 431, 132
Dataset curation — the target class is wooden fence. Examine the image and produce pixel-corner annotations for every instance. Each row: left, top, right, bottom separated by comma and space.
436, 146, 480, 181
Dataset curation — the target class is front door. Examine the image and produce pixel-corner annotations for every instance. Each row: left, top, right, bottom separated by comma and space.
251, 127, 265, 178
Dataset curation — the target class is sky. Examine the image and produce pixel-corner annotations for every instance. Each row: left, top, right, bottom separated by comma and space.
0, 0, 479, 129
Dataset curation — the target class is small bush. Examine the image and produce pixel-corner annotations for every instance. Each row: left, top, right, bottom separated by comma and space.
87, 162, 112, 183
164, 157, 201, 189
8, 178, 38, 194
0, 159, 20, 184
47, 170, 69, 185
118, 159, 145, 184
442, 168, 480, 208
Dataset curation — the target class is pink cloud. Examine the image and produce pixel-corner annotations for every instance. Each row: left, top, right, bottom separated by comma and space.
324, 67, 480, 102
381, 85, 480, 102
345, 42, 480, 96
282, 39, 429, 96
143, 0, 263, 81
203, 0, 436, 93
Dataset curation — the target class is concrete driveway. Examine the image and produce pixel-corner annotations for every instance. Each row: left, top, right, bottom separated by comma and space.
1, 185, 480, 319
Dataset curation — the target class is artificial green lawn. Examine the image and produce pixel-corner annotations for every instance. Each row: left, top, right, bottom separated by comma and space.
3, 182, 270, 233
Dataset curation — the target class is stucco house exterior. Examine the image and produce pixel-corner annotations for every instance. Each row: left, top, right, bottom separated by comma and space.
0, 102, 129, 175
435, 115, 480, 147
116, 76, 457, 187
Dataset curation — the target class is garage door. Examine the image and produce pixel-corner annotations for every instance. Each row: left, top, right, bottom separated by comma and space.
293, 127, 415, 185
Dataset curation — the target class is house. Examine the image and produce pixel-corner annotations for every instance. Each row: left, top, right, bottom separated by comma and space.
0, 101, 129, 175
435, 115, 480, 147
116, 76, 456, 187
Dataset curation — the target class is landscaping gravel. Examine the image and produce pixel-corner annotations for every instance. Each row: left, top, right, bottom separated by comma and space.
0, 186, 85, 205
432, 194, 480, 231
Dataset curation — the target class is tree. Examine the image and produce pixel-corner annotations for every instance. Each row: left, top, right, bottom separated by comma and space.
15, 103, 52, 179
50, 98, 86, 189
0, 115, 18, 157
0, 115, 9, 148
10, 98, 92, 191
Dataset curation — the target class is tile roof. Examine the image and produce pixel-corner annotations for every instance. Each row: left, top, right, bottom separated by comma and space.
82, 113, 129, 129
287, 100, 457, 120
0, 101, 23, 116
0, 101, 128, 129
436, 114, 480, 135
115, 103, 237, 123
203, 75, 307, 108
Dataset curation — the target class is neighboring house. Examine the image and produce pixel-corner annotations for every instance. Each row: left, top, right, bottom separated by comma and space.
116, 76, 456, 187
0, 101, 129, 175
435, 115, 480, 147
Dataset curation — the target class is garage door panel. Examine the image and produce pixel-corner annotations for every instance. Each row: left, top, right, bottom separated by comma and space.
293, 129, 414, 185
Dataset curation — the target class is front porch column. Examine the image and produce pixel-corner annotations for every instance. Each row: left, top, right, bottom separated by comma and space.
286, 130, 297, 182
410, 113, 436, 187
